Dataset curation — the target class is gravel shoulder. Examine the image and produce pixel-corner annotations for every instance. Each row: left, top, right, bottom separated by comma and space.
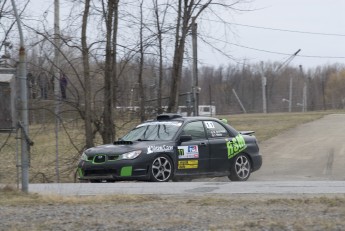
1, 193, 345, 231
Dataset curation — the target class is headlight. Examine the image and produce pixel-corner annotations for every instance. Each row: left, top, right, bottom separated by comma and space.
80, 152, 88, 161
119, 150, 142, 160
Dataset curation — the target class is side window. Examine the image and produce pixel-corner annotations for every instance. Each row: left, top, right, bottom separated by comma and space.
204, 121, 230, 138
181, 121, 206, 140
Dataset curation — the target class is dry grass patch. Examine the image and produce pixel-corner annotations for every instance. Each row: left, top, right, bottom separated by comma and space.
0, 186, 160, 206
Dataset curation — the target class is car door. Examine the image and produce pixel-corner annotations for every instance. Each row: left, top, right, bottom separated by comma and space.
177, 121, 209, 174
204, 120, 231, 173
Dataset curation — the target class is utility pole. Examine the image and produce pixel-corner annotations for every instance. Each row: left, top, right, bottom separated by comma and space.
209, 84, 212, 116
288, 76, 293, 112
192, 17, 199, 116
232, 89, 247, 113
11, 0, 29, 193
260, 61, 267, 114
300, 65, 307, 112
277, 49, 301, 113
54, 0, 60, 182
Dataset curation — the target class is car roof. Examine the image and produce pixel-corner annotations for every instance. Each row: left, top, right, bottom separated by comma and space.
144, 113, 239, 136
155, 113, 219, 122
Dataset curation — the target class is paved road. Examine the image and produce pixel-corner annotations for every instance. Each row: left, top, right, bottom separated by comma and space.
25, 114, 345, 196
28, 181, 345, 196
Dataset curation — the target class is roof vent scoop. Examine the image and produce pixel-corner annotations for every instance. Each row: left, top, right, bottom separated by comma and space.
156, 113, 182, 120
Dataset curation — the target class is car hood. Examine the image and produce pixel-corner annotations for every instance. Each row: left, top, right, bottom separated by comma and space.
84, 140, 175, 156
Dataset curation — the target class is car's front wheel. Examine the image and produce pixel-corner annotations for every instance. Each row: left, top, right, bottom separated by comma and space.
150, 155, 173, 182
228, 154, 251, 181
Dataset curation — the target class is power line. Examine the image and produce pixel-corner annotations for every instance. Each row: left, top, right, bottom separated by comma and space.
199, 18, 345, 37
202, 35, 345, 59
122, 1, 345, 38
115, 3, 345, 59
120, 2, 345, 37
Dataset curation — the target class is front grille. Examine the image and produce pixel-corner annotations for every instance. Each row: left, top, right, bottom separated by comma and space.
93, 155, 106, 163
87, 154, 119, 163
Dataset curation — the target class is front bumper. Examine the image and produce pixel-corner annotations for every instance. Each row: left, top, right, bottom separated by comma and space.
77, 159, 150, 181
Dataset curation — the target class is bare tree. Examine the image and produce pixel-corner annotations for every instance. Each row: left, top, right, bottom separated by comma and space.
81, 0, 94, 148
325, 69, 345, 109
137, 0, 146, 122
101, 0, 120, 143
152, 0, 169, 114
168, 0, 218, 113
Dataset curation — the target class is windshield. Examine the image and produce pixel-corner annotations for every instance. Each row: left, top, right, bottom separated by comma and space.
122, 121, 182, 141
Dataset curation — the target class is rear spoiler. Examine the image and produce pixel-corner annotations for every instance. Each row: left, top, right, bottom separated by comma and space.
239, 131, 255, 136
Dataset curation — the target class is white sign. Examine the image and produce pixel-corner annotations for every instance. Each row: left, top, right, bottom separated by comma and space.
205, 121, 215, 129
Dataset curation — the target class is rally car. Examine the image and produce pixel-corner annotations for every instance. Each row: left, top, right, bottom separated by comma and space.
77, 114, 262, 182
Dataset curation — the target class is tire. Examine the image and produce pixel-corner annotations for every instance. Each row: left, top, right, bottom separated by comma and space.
228, 154, 251, 181
150, 155, 173, 182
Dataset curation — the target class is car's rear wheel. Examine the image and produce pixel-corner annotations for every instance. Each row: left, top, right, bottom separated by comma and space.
228, 154, 251, 181
150, 155, 173, 182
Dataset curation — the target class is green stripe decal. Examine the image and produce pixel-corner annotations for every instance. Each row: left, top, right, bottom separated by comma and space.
120, 166, 133, 176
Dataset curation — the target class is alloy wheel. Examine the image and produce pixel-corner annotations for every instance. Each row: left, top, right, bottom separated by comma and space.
151, 156, 172, 182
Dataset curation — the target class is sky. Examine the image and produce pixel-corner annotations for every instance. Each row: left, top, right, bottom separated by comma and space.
197, 0, 345, 69
24, 0, 345, 70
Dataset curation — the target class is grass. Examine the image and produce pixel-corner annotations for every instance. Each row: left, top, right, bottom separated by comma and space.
0, 110, 344, 184
0, 118, 138, 184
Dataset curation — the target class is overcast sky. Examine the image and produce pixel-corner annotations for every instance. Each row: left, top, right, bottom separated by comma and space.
197, 0, 345, 69
26, 0, 345, 70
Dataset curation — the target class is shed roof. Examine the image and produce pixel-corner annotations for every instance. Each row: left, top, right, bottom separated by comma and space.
0, 73, 14, 83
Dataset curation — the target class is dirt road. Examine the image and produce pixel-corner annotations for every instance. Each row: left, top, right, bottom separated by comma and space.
250, 114, 345, 181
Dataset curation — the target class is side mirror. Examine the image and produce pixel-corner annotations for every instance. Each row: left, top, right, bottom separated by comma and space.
180, 135, 192, 143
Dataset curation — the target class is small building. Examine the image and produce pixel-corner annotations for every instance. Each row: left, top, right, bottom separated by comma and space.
177, 105, 216, 117
0, 68, 17, 132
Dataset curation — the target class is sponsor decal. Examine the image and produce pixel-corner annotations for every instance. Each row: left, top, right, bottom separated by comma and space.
210, 130, 225, 137
226, 134, 247, 159
147, 145, 174, 154
178, 160, 198, 169
204, 121, 215, 129
177, 145, 199, 159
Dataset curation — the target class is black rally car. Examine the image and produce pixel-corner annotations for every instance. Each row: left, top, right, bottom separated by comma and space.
77, 114, 262, 182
